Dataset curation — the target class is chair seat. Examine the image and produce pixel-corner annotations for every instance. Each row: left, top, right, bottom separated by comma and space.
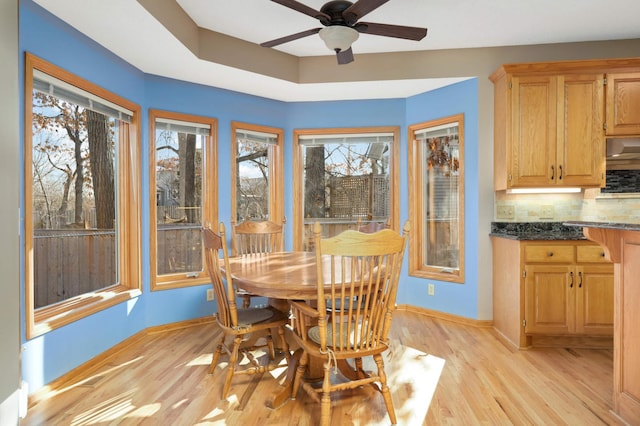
308, 322, 371, 349
237, 307, 274, 326
230, 306, 289, 331
326, 296, 367, 312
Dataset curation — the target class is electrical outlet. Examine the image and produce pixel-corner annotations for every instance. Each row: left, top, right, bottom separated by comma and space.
540, 205, 554, 219
496, 205, 515, 220
206, 289, 214, 301
428, 283, 435, 296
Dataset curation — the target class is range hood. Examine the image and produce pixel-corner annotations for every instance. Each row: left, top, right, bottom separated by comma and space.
606, 138, 640, 160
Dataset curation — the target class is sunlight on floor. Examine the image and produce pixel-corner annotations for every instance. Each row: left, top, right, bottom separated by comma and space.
54, 356, 145, 398
357, 345, 445, 426
390, 352, 445, 425
199, 394, 239, 422
70, 391, 175, 424
187, 353, 212, 367
70, 389, 139, 425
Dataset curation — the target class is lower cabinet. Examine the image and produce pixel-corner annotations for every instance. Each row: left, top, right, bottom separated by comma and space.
492, 238, 613, 349
524, 264, 614, 335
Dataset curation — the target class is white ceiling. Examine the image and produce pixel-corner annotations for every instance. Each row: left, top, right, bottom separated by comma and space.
34, 0, 640, 102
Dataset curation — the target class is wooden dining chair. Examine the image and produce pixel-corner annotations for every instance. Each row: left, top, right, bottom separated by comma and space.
289, 221, 409, 426
202, 223, 290, 399
231, 218, 286, 308
231, 218, 285, 256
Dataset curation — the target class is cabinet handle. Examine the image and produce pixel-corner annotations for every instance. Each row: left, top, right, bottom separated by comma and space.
550, 165, 555, 180
578, 271, 582, 288
600, 252, 605, 257
569, 271, 574, 288
548, 251, 554, 257
558, 165, 563, 180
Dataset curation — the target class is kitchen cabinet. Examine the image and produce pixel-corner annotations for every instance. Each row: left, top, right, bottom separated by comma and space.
524, 262, 614, 336
492, 238, 613, 350
492, 69, 605, 190
605, 72, 640, 135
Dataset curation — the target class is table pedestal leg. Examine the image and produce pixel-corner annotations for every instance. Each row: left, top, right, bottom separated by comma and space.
336, 359, 361, 380
266, 348, 301, 409
266, 348, 328, 409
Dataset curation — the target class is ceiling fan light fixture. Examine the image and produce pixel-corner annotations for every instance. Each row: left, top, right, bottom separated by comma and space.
319, 25, 359, 52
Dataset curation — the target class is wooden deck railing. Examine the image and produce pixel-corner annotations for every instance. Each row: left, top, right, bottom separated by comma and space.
33, 220, 378, 308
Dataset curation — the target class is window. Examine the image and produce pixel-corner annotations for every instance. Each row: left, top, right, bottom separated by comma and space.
293, 127, 399, 251
231, 122, 284, 224
25, 54, 142, 338
408, 114, 465, 283
149, 110, 217, 290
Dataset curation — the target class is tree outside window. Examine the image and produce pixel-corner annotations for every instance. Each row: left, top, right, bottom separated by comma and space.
232, 122, 284, 225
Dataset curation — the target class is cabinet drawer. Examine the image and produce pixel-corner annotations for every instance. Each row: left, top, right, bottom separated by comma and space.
577, 245, 609, 263
525, 245, 574, 263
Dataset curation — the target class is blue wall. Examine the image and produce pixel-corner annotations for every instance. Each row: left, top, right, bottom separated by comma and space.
19, 0, 480, 392
401, 80, 480, 317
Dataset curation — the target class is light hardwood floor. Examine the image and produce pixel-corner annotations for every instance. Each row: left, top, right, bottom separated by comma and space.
22, 310, 622, 425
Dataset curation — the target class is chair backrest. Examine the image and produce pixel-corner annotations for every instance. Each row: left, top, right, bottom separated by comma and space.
231, 219, 285, 256
202, 223, 238, 328
312, 221, 409, 353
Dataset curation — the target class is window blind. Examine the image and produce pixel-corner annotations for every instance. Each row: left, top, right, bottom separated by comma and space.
414, 122, 458, 139
32, 69, 133, 122
298, 133, 394, 146
156, 117, 211, 136
236, 129, 277, 145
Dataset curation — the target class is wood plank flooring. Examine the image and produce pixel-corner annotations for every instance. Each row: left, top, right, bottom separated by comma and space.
22, 310, 622, 425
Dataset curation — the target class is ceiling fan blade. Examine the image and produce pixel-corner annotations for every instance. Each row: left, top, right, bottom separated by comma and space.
261, 28, 321, 48
336, 47, 354, 65
270, 0, 330, 21
355, 22, 427, 41
343, 0, 389, 23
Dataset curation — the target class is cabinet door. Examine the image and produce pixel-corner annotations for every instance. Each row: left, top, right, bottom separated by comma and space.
605, 72, 640, 135
524, 264, 573, 334
510, 76, 557, 187
557, 74, 605, 187
575, 265, 614, 335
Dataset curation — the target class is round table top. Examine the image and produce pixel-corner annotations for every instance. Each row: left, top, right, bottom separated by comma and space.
223, 252, 321, 300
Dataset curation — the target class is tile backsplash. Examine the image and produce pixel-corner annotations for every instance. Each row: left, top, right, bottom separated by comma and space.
495, 192, 583, 222
495, 190, 640, 224
602, 169, 640, 193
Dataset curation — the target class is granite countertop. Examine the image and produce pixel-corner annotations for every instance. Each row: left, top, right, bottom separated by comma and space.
563, 221, 640, 231
490, 222, 587, 240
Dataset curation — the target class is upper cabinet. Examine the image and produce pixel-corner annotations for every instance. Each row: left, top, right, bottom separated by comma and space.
605, 72, 640, 135
491, 59, 640, 191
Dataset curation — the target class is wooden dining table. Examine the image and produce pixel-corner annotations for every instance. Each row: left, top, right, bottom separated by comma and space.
224, 251, 319, 300
222, 251, 358, 408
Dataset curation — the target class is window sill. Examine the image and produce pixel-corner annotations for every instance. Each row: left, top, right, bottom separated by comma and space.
30, 285, 142, 339
409, 269, 464, 284
151, 276, 211, 291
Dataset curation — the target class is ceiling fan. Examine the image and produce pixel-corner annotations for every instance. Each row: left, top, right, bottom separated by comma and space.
260, 0, 428, 65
